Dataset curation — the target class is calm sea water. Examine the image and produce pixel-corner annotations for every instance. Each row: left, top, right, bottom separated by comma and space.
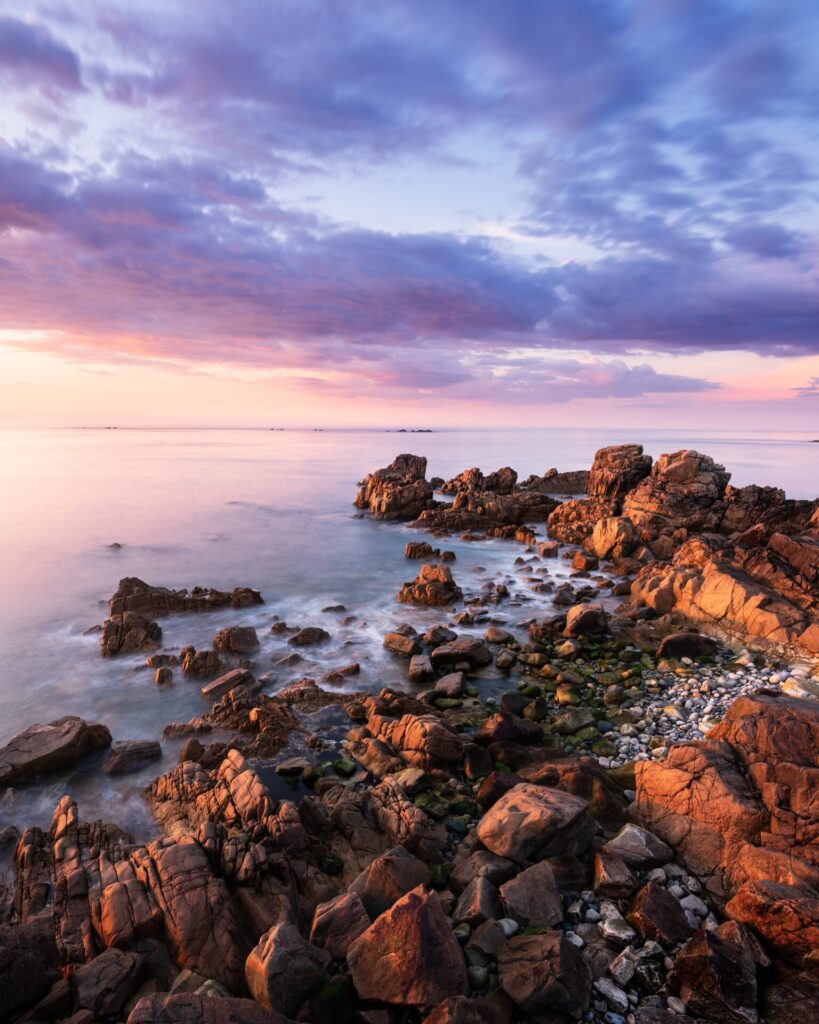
0, 427, 815, 835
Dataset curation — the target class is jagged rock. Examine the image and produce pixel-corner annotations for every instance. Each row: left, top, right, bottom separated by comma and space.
245, 921, 330, 1016
452, 876, 501, 927
429, 637, 492, 669
725, 880, 819, 967
309, 890, 371, 959
355, 454, 434, 520
384, 631, 422, 657
498, 931, 591, 1020
0, 717, 111, 787
668, 927, 759, 1024
475, 783, 594, 861
415, 489, 557, 532
212, 626, 259, 655
349, 846, 432, 918
101, 613, 162, 656
498, 860, 562, 928
623, 449, 731, 533
73, 948, 145, 1016
601, 825, 673, 869
348, 885, 468, 1007
591, 516, 636, 560
397, 564, 463, 606
442, 466, 518, 496
424, 992, 513, 1024
109, 578, 263, 617
409, 654, 435, 683
288, 626, 331, 646
0, 918, 60, 1018
522, 468, 589, 495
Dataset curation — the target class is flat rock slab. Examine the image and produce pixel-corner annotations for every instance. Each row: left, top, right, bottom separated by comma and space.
0, 716, 111, 786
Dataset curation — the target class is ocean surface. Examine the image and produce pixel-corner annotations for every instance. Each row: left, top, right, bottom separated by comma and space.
0, 426, 816, 837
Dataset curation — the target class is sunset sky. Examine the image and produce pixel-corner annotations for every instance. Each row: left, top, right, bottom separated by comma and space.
1, 0, 818, 428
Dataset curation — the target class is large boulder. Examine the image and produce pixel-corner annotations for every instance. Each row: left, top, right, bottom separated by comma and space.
564, 602, 609, 637
498, 931, 591, 1020
591, 516, 636, 560
355, 454, 434, 520
0, 716, 111, 786
475, 783, 594, 862
245, 921, 330, 1016
348, 885, 467, 1007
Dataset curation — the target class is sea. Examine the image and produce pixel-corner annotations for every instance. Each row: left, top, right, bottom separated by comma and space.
0, 427, 816, 836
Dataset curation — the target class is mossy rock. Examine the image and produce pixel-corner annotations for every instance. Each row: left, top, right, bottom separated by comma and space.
333, 757, 357, 778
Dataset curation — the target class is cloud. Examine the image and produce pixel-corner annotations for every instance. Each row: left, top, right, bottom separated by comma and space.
793, 377, 819, 397
0, 15, 83, 93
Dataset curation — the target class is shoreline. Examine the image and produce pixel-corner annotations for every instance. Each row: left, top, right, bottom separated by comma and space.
0, 443, 817, 1023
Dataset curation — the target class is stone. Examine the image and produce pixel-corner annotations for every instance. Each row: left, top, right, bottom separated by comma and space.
592, 517, 636, 560
0, 716, 111, 786
397, 564, 463, 606
109, 577, 263, 617
430, 637, 492, 670
435, 672, 466, 697
288, 626, 331, 646
73, 948, 144, 1017
453, 876, 501, 927
348, 885, 468, 1007
200, 668, 254, 699
656, 632, 718, 660
498, 931, 591, 1020
310, 891, 371, 960
498, 860, 562, 928
127, 993, 289, 1024
564, 602, 609, 636
0, 918, 60, 1018
101, 612, 162, 656
594, 849, 639, 899
355, 454, 435, 520
725, 880, 819, 967
349, 845, 432, 917
384, 631, 422, 656
668, 928, 758, 1024
602, 824, 673, 869
409, 654, 435, 683
104, 739, 162, 775
475, 783, 593, 861
627, 882, 692, 946
245, 921, 330, 1016
212, 625, 259, 654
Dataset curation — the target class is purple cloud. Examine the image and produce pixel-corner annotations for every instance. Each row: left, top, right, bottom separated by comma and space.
0, 15, 83, 92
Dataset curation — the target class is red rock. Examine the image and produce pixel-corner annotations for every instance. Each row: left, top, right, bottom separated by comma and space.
127, 993, 290, 1024
725, 880, 819, 967
498, 860, 562, 928
397, 564, 463, 606
348, 885, 468, 1007
101, 612, 162, 656
591, 516, 636, 560
355, 454, 434, 520
109, 577, 263, 617
73, 948, 144, 1017
424, 992, 512, 1024
498, 931, 591, 1020
245, 921, 330, 1016
668, 927, 758, 1024
383, 631, 422, 656
349, 845, 431, 917
564, 602, 608, 637
212, 625, 259, 654
429, 636, 492, 669
309, 890, 370, 959
475, 783, 593, 862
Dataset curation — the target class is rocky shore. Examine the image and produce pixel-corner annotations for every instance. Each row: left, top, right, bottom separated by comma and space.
0, 444, 817, 1024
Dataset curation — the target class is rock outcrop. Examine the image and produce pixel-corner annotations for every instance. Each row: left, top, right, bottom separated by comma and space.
0, 717, 111, 786
109, 578, 263, 617
396, 563, 463, 606
354, 454, 434, 519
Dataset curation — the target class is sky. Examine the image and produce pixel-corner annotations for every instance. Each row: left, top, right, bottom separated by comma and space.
0, 0, 818, 429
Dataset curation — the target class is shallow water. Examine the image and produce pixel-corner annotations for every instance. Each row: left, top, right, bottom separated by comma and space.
0, 426, 815, 836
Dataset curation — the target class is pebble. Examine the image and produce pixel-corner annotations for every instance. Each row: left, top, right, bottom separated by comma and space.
667, 997, 688, 1015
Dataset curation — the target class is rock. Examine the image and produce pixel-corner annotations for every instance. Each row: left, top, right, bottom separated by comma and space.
434, 671, 466, 698
245, 921, 330, 1016
498, 931, 591, 1020
181, 648, 223, 678
212, 626, 259, 654
384, 631, 422, 657
0, 716, 111, 786
668, 927, 758, 1024
602, 824, 673, 869
409, 654, 435, 683
627, 882, 692, 946
476, 712, 543, 746
623, 449, 731, 532
475, 783, 593, 861
355, 454, 435, 520
397, 564, 463, 606
424, 992, 513, 1024
453, 876, 502, 927
572, 550, 599, 571
594, 849, 639, 899
101, 612, 162, 656
288, 626, 330, 646
0, 918, 60, 1018
349, 846, 432, 917
725, 880, 819, 967
200, 668, 255, 699
73, 948, 144, 1017
104, 739, 162, 775
109, 577, 263, 617
485, 626, 514, 644
656, 632, 718, 660
128, 993, 290, 1024
406, 541, 438, 558
430, 637, 492, 670
348, 885, 468, 1007
591, 517, 636, 560
155, 666, 173, 686
310, 891, 371, 960
564, 602, 608, 637
498, 860, 562, 928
